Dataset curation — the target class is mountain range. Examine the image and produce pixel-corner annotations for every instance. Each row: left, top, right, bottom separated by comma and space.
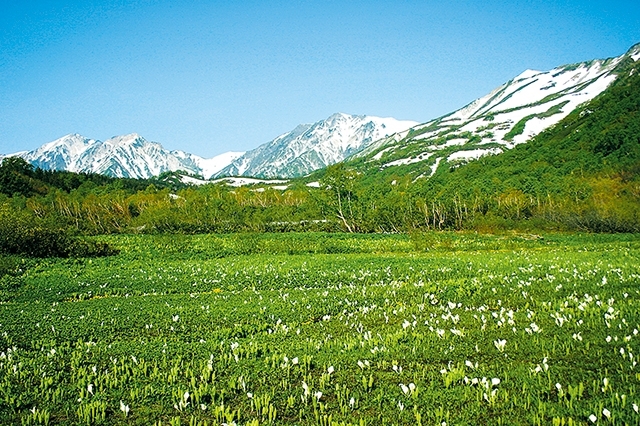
2, 114, 416, 179
6, 133, 244, 180
3, 43, 639, 181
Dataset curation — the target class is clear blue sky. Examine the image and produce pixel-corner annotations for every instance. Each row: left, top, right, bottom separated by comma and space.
1, 0, 638, 157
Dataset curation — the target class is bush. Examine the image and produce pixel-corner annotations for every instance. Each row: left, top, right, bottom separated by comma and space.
0, 204, 118, 258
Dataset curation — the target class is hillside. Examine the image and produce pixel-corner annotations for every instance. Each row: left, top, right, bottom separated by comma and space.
335, 49, 640, 232
349, 43, 640, 181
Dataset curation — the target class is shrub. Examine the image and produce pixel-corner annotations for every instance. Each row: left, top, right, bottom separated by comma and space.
0, 204, 118, 258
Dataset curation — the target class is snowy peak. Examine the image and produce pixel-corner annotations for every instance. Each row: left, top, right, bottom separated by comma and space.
216, 113, 418, 178
25, 133, 98, 172
8, 134, 243, 179
356, 44, 637, 179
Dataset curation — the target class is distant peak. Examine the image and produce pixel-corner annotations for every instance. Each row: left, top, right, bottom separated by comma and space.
327, 112, 356, 120
58, 133, 89, 141
105, 133, 146, 145
121, 132, 142, 140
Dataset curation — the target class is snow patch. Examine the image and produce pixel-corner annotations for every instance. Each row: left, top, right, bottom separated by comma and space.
196, 151, 245, 179
382, 152, 432, 168
433, 138, 467, 150
429, 157, 442, 176
306, 181, 321, 188
372, 146, 395, 160
514, 69, 543, 80
447, 148, 502, 162
180, 175, 210, 186
210, 177, 288, 187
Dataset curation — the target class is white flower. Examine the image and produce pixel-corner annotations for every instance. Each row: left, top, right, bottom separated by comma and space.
292, 357, 299, 365
589, 414, 597, 423
491, 378, 500, 386
172, 315, 179, 322
494, 339, 506, 352
408, 383, 416, 393
87, 383, 93, 395
633, 403, 638, 413
314, 391, 322, 401
349, 397, 355, 408
200, 404, 207, 411
398, 401, 404, 411
602, 408, 611, 419
119, 401, 130, 416
400, 383, 409, 394
327, 366, 334, 375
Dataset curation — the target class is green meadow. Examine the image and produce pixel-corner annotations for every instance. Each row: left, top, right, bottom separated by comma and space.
1, 232, 639, 425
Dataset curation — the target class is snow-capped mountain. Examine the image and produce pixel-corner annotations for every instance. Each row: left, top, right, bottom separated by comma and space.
355, 43, 640, 178
5, 113, 415, 180
8, 133, 243, 179
215, 113, 419, 178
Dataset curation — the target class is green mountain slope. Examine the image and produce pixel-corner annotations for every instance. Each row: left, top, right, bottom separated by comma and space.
374, 53, 640, 231
347, 44, 639, 185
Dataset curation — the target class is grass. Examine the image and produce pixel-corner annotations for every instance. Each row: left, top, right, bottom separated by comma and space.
1, 232, 639, 425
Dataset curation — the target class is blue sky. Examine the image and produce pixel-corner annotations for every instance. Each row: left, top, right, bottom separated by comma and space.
1, 0, 638, 157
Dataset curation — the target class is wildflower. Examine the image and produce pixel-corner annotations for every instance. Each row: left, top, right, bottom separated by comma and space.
119, 401, 130, 416
400, 383, 409, 394
602, 408, 611, 419
314, 391, 322, 401
327, 366, 334, 375
589, 414, 597, 423
494, 339, 506, 352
